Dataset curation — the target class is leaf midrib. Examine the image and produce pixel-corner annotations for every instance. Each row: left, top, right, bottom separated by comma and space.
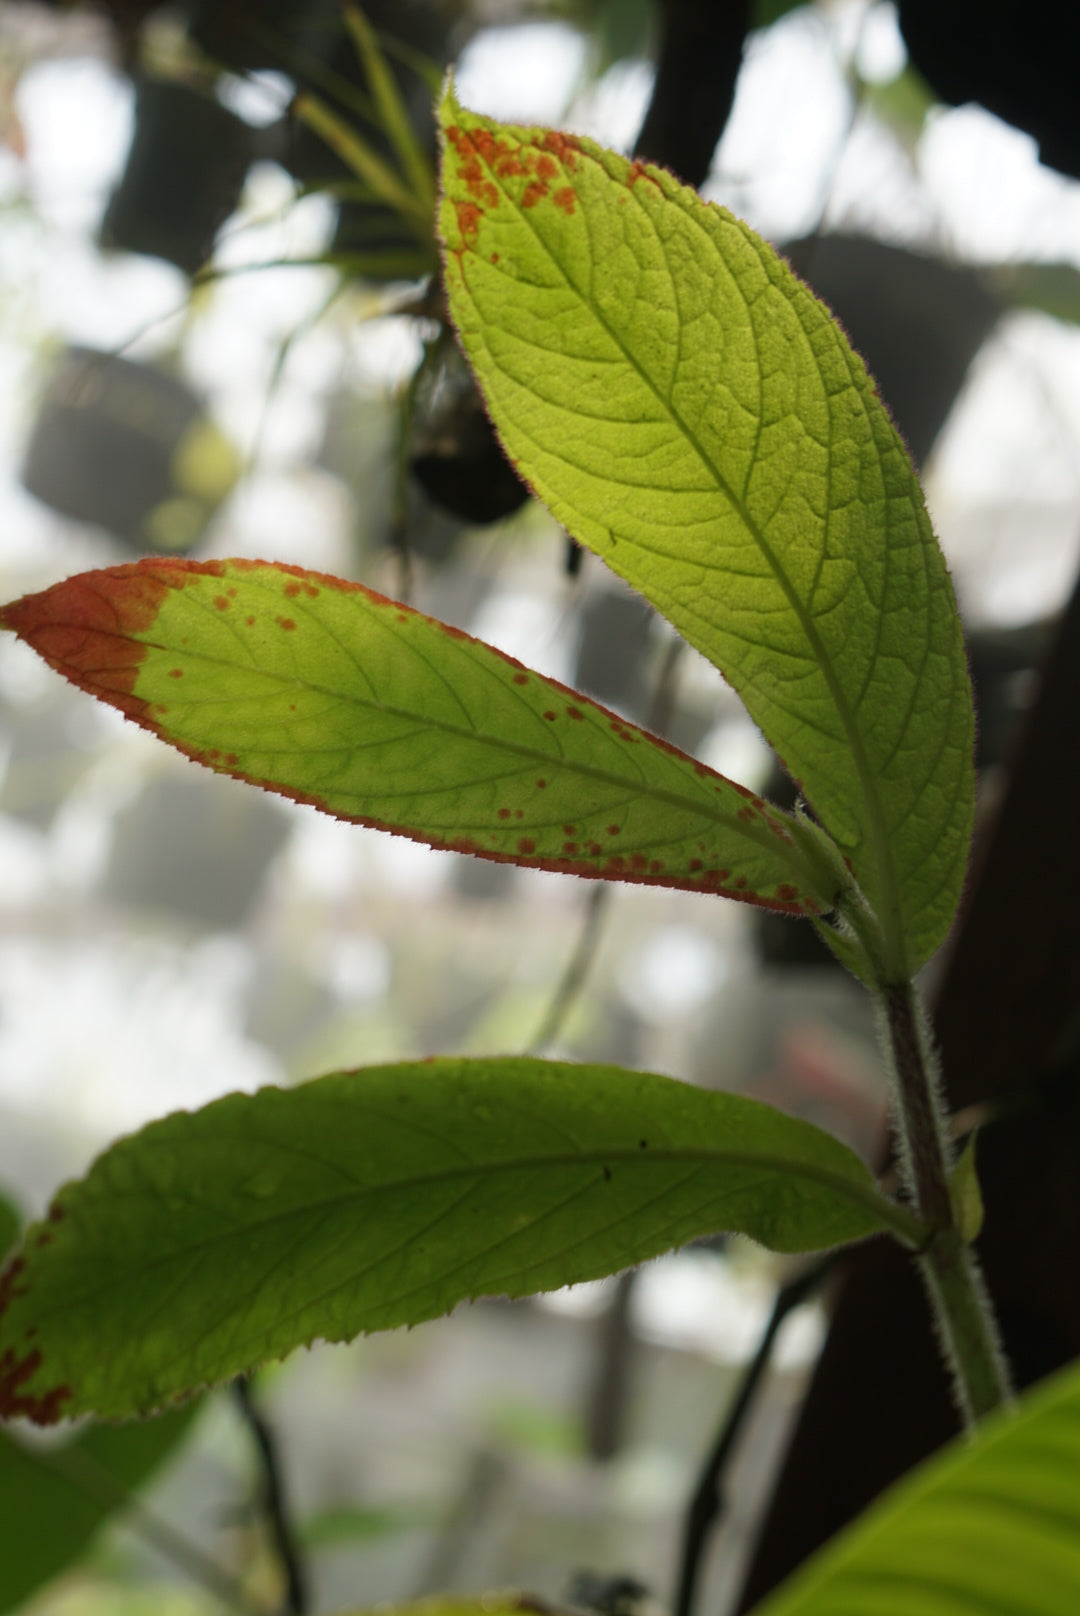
454, 125, 906, 964
33, 1141, 914, 1321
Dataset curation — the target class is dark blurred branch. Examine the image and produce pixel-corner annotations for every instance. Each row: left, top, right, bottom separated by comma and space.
584, 1270, 638, 1461
234, 1377, 307, 1616
529, 882, 609, 1054
736, 563, 1080, 1610
673, 1258, 830, 1616
635, 1, 752, 187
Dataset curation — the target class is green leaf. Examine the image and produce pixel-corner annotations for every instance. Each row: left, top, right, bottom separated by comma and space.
0, 1406, 198, 1614
950, 1132, 984, 1245
299, 1501, 438, 1548
437, 90, 975, 979
293, 91, 433, 237
752, 0, 807, 26
342, 3, 435, 212
753, 1357, 1080, 1616
988, 261, 1080, 327
0, 1058, 917, 1421
0, 558, 845, 916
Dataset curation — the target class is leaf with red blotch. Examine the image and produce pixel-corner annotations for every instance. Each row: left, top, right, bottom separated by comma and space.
0, 558, 839, 915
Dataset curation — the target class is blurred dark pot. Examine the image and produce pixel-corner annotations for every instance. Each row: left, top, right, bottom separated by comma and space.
101, 76, 255, 275
21, 346, 239, 553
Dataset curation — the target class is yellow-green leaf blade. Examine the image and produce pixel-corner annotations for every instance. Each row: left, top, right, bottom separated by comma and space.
437, 89, 975, 977
0, 1058, 913, 1422
0, 558, 838, 914
754, 1358, 1080, 1616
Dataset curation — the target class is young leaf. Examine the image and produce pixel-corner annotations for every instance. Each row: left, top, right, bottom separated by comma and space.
0, 558, 842, 916
437, 88, 975, 980
0, 1406, 199, 1614
342, 3, 435, 212
294, 92, 434, 237
0, 1058, 918, 1422
753, 1356, 1080, 1616
950, 1131, 984, 1245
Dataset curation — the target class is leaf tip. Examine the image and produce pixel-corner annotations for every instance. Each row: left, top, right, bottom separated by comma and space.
437, 67, 461, 126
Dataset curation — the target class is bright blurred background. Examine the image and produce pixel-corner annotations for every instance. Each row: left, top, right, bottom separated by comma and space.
0, 2, 1077, 1613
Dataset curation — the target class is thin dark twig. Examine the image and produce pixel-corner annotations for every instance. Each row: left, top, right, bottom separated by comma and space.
528, 882, 609, 1054
647, 634, 684, 735
234, 1377, 308, 1616
527, 619, 686, 1057
673, 1258, 832, 1616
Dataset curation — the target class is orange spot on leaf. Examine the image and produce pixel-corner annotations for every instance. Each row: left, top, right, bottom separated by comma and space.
277, 617, 297, 632
540, 130, 581, 169
553, 187, 576, 215
518, 837, 536, 854
455, 200, 482, 243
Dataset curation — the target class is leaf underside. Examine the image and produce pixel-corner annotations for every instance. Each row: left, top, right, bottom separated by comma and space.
0, 558, 836, 915
0, 1058, 901, 1422
437, 88, 975, 975
753, 1357, 1080, 1616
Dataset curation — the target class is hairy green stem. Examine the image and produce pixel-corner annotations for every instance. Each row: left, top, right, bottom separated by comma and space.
880, 982, 1012, 1426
